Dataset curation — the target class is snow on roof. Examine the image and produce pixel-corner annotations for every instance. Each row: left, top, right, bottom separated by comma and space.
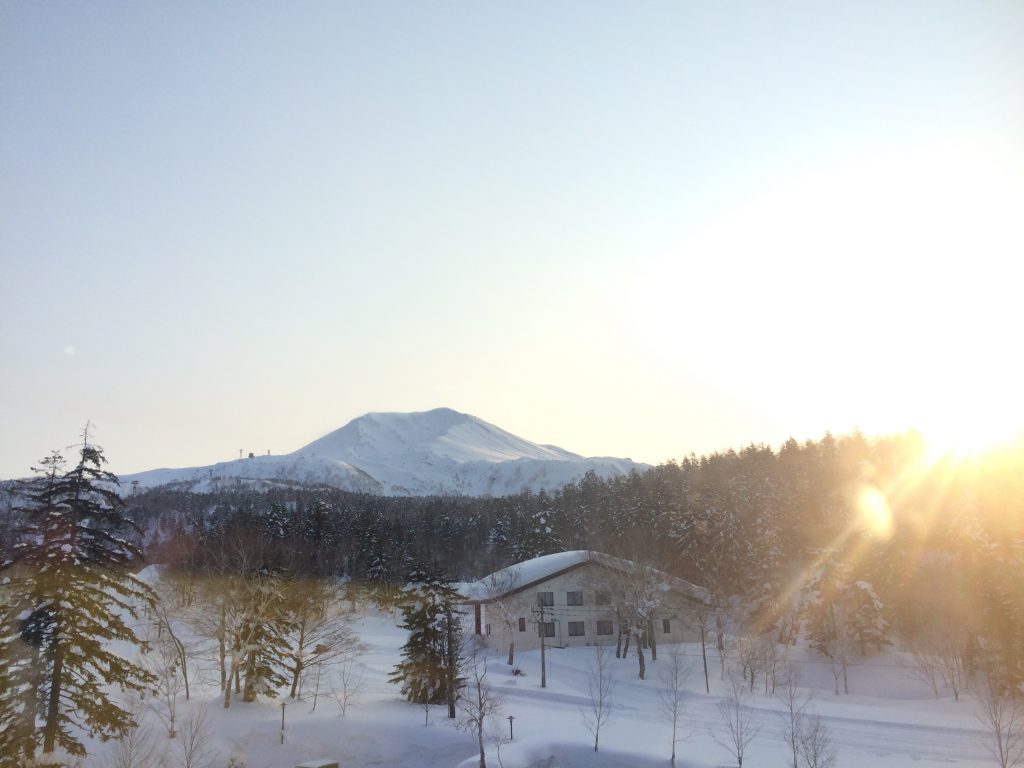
460, 550, 710, 605
460, 550, 591, 601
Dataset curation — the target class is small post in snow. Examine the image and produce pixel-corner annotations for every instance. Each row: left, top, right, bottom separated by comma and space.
279, 700, 287, 744
507, 714, 515, 741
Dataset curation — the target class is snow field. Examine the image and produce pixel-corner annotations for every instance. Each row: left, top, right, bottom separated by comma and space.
93, 608, 997, 768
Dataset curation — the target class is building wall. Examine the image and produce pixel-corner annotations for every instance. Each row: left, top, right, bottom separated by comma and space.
476, 562, 702, 654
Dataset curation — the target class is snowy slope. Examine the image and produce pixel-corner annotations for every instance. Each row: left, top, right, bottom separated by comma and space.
121, 408, 645, 496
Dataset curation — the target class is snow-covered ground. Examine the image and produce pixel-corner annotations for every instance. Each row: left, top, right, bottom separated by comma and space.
89, 606, 996, 768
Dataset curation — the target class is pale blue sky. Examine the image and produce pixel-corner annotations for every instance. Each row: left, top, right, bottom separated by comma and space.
2, 2, 1022, 477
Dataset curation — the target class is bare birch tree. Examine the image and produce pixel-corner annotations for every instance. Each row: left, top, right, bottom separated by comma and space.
177, 706, 217, 768
906, 626, 968, 702
481, 566, 521, 666
799, 714, 838, 768
329, 651, 368, 717
711, 676, 760, 768
152, 574, 193, 701
284, 578, 358, 700
602, 559, 665, 680
106, 697, 157, 768
777, 663, 810, 768
140, 626, 185, 738
456, 640, 504, 768
977, 675, 1024, 768
657, 644, 691, 766
580, 644, 616, 752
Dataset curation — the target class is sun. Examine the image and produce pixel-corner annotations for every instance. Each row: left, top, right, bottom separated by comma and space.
919, 419, 1024, 462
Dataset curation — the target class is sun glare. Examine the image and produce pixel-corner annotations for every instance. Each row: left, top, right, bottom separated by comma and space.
856, 486, 893, 540
921, 421, 1024, 462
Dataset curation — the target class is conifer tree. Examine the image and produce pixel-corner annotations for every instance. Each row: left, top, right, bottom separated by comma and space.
0, 432, 156, 763
389, 563, 464, 716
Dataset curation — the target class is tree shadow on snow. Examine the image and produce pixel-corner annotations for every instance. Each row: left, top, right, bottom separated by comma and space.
521, 742, 704, 768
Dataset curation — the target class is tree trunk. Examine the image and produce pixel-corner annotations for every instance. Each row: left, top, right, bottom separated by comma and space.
636, 633, 646, 680
42, 642, 64, 753
165, 620, 190, 700
290, 656, 304, 700
478, 721, 487, 767
290, 618, 307, 699
649, 618, 657, 661
311, 663, 322, 713
224, 658, 233, 708
218, 628, 227, 692
507, 639, 514, 666
243, 649, 258, 702
22, 643, 42, 761
715, 613, 726, 679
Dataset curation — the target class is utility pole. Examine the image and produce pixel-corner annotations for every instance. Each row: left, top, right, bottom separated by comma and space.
537, 603, 547, 688
445, 604, 457, 719
700, 624, 710, 694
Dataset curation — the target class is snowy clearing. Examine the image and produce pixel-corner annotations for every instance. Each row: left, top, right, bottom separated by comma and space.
87, 609, 998, 768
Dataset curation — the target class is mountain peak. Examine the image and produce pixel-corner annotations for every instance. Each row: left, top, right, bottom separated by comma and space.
122, 408, 646, 496
296, 408, 582, 465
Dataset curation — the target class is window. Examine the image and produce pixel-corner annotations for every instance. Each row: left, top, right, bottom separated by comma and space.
518, 617, 526, 632
541, 621, 555, 638
537, 591, 554, 607
596, 620, 613, 636
595, 591, 611, 605
566, 590, 584, 606
568, 621, 585, 637
663, 619, 671, 634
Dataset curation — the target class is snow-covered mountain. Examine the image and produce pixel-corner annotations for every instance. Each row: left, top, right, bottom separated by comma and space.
121, 408, 646, 496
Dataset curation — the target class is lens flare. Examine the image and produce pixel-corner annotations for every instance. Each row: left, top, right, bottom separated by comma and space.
856, 486, 893, 540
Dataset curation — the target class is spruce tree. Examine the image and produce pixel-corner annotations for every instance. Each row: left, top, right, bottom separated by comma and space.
389, 563, 463, 716
0, 433, 156, 763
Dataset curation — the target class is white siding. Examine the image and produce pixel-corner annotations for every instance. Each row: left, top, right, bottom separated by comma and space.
474, 561, 701, 653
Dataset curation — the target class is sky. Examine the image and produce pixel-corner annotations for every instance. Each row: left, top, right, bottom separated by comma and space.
2, 1, 1023, 479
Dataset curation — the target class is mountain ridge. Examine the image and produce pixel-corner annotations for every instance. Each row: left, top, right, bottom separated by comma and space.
121, 408, 646, 496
